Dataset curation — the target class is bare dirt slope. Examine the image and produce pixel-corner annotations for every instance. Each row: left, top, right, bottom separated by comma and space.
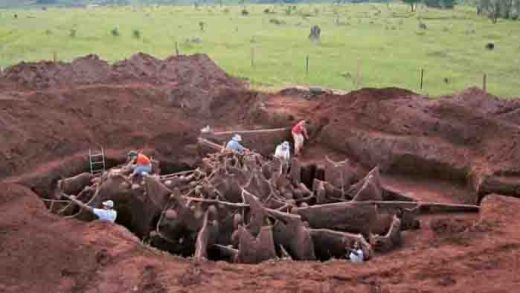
266, 87, 520, 203
1, 183, 518, 292
1, 54, 520, 292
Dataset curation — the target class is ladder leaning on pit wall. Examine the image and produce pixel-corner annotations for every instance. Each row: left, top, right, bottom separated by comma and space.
89, 147, 106, 176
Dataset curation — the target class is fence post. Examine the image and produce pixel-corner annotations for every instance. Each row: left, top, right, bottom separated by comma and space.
53, 51, 57, 62
251, 47, 255, 67
355, 59, 362, 88
420, 68, 424, 90
175, 41, 179, 56
482, 73, 487, 92
305, 55, 309, 74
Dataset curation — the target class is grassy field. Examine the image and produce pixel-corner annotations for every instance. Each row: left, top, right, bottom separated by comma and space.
0, 3, 518, 97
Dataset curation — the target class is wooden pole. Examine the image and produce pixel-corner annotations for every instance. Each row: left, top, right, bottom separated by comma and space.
175, 41, 179, 56
250, 47, 255, 67
355, 59, 361, 88
305, 55, 309, 74
482, 73, 487, 92
53, 51, 57, 62
420, 68, 424, 90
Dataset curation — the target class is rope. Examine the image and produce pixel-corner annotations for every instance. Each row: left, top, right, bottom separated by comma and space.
211, 127, 290, 135
160, 169, 195, 179
63, 187, 102, 219
183, 196, 249, 208
41, 198, 70, 203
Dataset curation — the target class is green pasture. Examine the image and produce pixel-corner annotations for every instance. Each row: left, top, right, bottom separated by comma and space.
0, 3, 518, 96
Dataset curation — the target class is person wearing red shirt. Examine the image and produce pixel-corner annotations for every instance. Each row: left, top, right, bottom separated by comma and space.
291, 120, 309, 156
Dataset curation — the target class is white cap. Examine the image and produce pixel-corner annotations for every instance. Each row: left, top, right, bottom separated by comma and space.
232, 134, 242, 142
102, 200, 114, 208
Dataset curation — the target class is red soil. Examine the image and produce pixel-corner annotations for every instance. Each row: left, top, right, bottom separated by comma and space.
1, 54, 519, 292
1, 183, 518, 292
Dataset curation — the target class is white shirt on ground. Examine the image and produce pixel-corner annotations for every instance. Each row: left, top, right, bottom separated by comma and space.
349, 249, 364, 263
93, 208, 117, 223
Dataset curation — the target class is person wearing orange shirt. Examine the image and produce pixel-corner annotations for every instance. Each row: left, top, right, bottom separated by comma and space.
127, 150, 152, 178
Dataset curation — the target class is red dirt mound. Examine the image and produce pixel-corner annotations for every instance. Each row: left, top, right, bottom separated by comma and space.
280, 87, 520, 203
0, 54, 251, 181
0, 53, 244, 92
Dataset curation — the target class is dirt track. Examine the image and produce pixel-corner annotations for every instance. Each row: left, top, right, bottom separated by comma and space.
1, 54, 519, 292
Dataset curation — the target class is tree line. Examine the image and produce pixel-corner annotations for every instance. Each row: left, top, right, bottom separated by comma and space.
477, 0, 520, 21
22, 0, 520, 22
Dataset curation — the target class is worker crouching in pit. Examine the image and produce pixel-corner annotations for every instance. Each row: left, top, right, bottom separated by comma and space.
225, 134, 250, 154
126, 150, 152, 180
67, 197, 117, 223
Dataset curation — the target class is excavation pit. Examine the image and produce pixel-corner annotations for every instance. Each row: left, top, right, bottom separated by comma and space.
32, 145, 482, 265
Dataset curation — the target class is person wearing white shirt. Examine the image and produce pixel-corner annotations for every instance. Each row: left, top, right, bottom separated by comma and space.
347, 241, 365, 263
67, 196, 117, 223
274, 141, 291, 162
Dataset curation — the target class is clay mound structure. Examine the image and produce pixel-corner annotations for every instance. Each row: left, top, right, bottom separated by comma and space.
1, 53, 520, 292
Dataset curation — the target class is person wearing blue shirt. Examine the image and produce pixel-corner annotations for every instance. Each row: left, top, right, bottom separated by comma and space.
67, 195, 117, 223
226, 134, 248, 154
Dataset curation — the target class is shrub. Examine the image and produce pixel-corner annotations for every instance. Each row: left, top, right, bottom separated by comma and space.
111, 27, 120, 37
69, 29, 76, 38
133, 29, 140, 39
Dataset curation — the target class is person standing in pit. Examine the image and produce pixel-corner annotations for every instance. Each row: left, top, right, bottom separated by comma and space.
291, 120, 309, 157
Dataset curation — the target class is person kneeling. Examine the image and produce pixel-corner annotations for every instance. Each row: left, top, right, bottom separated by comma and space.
127, 150, 152, 179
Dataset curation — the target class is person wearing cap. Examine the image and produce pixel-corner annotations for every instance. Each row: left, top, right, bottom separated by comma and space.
274, 141, 291, 162
127, 150, 152, 178
291, 120, 309, 157
347, 241, 365, 263
67, 196, 117, 223
226, 134, 248, 154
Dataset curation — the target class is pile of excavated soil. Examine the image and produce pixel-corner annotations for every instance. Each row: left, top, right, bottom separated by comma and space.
0, 54, 255, 181
0, 53, 244, 91
268, 87, 520, 203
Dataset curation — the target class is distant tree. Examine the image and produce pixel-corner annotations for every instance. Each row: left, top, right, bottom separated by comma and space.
478, 0, 519, 22
402, 0, 420, 11
424, 0, 456, 8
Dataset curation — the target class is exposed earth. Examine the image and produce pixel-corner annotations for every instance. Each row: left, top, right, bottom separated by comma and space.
0, 53, 519, 292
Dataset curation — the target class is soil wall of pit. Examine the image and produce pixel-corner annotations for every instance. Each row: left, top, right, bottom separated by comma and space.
2, 53, 520, 203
